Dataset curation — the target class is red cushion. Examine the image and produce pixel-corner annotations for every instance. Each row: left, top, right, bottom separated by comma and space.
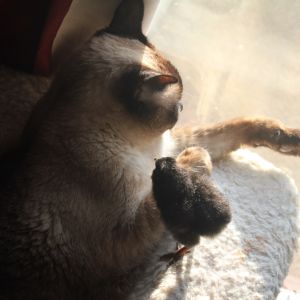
0, 0, 72, 75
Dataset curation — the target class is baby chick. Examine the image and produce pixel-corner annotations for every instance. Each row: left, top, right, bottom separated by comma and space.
152, 147, 231, 264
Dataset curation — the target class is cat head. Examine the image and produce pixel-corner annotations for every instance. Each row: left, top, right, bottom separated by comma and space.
58, 0, 183, 136
103, 0, 183, 132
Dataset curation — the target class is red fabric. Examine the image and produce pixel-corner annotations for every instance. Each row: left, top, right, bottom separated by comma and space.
34, 0, 73, 75
0, 0, 72, 75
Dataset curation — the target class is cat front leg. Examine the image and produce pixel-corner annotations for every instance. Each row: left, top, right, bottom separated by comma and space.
171, 117, 300, 160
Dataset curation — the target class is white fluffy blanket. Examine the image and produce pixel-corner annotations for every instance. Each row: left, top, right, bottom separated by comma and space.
133, 150, 299, 300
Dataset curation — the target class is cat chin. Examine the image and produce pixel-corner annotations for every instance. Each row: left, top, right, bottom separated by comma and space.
123, 98, 180, 133
167, 111, 179, 129
150, 104, 180, 132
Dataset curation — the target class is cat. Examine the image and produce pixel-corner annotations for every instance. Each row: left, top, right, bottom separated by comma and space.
0, 0, 300, 299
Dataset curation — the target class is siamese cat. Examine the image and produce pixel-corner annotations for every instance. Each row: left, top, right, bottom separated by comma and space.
1, 0, 300, 299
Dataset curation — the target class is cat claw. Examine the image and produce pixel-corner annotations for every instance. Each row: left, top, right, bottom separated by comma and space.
279, 145, 293, 153
268, 127, 300, 156
277, 130, 300, 155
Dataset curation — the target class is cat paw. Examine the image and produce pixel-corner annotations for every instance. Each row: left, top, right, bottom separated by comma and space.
272, 127, 300, 155
252, 119, 300, 156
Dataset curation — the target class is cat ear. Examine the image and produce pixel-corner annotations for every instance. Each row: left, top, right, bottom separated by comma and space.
135, 73, 180, 105
107, 0, 145, 40
144, 75, 179, 91
115, 68, 180, 105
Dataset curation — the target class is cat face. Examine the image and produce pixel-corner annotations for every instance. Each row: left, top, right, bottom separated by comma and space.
85, 0, 183, 133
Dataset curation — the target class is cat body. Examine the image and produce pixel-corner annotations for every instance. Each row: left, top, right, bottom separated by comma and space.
0, 10, 182, 296
0, 0, 300, 299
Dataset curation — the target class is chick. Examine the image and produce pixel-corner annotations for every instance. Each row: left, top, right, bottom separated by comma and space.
152, 147, 231, 264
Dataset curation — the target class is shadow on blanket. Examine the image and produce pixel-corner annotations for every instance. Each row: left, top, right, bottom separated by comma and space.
138, 150, 299, 300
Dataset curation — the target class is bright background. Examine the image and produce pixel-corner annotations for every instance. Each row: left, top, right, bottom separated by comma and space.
149, 0, 300, 291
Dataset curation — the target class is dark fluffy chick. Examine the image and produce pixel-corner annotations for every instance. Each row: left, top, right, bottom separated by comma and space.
152, 147, 231, 258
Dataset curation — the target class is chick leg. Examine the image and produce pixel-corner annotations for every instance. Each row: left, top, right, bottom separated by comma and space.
160, 245, 192, 266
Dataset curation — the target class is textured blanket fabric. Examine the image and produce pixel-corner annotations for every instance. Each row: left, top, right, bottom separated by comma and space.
140, 150, 299, 300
